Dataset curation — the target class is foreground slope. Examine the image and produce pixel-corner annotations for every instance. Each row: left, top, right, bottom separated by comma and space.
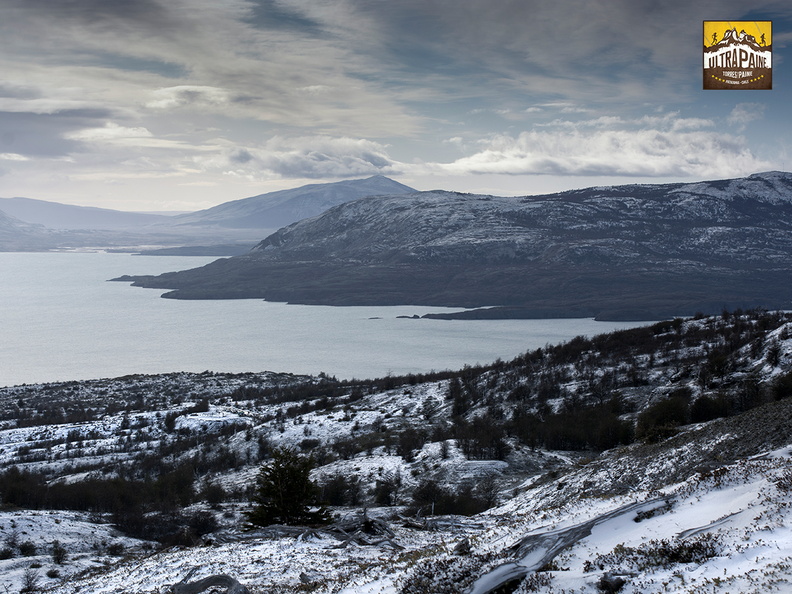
2, 310, 792, 592
121, 171, 792, 320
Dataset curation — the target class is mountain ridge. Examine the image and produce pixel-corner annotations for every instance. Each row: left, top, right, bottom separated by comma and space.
0, 176, 414, 252
119, 171, 792, 320
170, 175, 415, 229
0, 196, 173, 230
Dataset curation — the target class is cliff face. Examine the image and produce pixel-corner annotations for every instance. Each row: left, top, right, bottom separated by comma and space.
121, 172, 792, 319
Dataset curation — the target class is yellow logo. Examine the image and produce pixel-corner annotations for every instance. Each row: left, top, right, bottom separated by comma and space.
703, 21, 772, 90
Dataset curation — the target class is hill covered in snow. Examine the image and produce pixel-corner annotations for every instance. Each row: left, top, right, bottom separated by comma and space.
2, 309, 792, 592
121, 171, 792, 320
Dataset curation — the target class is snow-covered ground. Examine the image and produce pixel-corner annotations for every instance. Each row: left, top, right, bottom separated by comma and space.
3, 445, 790, 593
1, 312, 792, 592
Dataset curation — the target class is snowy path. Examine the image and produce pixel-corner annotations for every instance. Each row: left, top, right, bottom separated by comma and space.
468, 497, 665, 594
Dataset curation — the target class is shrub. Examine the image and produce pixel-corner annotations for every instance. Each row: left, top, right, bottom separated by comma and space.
689, 395, 728, 423
187, 510, 218, 536
409, 479, 493, 517
320, 473, 361, 506
774, 467, 792, 492
635, 396, 690, 442
771, 371, 792, 401
20, 568, 41, 594
18, 540, 37, 556
106, 542, 125, 556
201, 482, 227, 506
51, 540, 67, 564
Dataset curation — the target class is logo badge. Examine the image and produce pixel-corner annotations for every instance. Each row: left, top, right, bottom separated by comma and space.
703, 21, 772, 89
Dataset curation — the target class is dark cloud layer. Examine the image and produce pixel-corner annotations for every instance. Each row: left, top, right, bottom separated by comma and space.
11, 0, 173, 30
0, 0, 789, 208
0, 109, 112, 157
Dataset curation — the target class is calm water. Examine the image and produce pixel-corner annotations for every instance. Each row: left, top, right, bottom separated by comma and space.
0, 252, 651, 386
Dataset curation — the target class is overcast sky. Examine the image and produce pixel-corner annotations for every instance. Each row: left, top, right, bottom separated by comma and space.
1, 0, 791, 211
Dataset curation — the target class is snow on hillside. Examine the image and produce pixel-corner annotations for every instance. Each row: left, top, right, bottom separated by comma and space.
2, 311, 792, 592
8, 445, 792, 593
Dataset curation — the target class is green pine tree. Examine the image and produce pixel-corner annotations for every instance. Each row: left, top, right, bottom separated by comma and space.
246, 448, 332, 527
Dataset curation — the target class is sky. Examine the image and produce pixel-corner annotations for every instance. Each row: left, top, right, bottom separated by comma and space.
0, 0, 791, 212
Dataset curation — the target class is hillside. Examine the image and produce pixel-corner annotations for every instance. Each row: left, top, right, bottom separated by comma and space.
2, 309, 792, 592
0, 208, 54, 250
120, 171, 792, 320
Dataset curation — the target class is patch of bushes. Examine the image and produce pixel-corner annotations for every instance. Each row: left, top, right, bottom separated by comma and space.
635, 393, 690, 442
18, 540, 37, 556
51, 540, 67, 564
399, 553, 497, 594
586, 533, 721, 572
409, 479, 495, 517
319, 473, 362, 507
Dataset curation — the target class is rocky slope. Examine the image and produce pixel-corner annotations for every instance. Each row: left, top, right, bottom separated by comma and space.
121, 171, 792, 320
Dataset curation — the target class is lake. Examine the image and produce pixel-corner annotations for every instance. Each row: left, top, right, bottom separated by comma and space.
0, 252, 652, 387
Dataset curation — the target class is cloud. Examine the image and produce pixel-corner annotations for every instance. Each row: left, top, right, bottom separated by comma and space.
0, 153, 29, 161
146, 86, 230, 110
0, 109, 112, 157
66, 122, 153, 142
435, 115, 771, 178
727, 103, 765, 132
197, 136, 401, 180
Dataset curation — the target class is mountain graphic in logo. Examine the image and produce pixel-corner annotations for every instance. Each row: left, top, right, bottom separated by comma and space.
703, 21, 772, 90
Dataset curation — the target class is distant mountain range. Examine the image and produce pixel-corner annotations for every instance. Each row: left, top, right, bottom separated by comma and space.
170, 175, 414, 229
119, 171, 792, 320
0, 176, 413, 252
0, 197, 173, 230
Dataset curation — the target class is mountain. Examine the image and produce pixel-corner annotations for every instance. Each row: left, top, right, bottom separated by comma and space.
0, 196, 173, 230
170, 175, 415, 229
120, 171, 792, 320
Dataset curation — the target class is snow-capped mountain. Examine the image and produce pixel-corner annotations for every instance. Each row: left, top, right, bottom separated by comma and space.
122, 171, 792, 320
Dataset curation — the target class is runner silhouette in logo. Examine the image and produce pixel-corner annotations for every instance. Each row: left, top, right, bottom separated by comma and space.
761, 32, 766, 46
712, 32, 718, 45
